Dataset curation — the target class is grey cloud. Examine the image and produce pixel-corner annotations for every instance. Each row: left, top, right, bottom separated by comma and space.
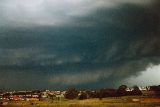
49, 70, 112, 85
0, 0, 154, 27
0, 0, 159, 89
0, 70, 47, 90
0, 48, 43, 65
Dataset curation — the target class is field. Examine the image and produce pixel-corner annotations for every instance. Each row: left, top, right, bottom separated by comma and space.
4, 96, 160, 107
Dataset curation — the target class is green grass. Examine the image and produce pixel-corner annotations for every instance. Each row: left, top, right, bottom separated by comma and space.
4, 96, 160, 107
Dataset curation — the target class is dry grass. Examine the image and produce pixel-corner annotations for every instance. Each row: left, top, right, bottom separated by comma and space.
4, 96, 160, 107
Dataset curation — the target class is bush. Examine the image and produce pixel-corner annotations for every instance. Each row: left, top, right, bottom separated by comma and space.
65, 88, 79, 99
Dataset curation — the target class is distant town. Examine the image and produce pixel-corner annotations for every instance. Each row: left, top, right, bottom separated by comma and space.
0, 85, 160, 103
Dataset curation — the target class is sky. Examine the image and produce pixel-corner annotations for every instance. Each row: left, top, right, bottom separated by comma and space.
0, 0, 160, 90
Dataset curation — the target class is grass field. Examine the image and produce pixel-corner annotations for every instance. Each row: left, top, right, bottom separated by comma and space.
4, 96, 160, 107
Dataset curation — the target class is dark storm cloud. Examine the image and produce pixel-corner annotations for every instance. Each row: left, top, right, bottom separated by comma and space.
0, 0, 160, 90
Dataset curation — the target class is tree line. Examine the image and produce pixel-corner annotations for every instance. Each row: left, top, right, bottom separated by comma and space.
65, 85, 143, 100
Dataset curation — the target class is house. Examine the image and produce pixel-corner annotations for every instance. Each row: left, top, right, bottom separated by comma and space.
12, 96, 21, 101
55, 93, 65, 100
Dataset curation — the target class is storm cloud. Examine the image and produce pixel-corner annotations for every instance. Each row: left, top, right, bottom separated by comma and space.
0, 0, 159, 90
0, 0, 153, 26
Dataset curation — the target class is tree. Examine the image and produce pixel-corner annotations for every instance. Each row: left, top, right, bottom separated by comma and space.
78, 91, 88, 100
116, 85, 127, 96
65, 88, 78, 99
131, 86, 142, 96
38, 93, 42, 101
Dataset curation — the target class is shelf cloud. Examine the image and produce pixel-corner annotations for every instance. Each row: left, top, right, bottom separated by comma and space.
0, 0, 159, 90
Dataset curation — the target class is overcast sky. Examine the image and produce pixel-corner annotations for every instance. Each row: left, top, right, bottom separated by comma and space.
0, 0, 160, 90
